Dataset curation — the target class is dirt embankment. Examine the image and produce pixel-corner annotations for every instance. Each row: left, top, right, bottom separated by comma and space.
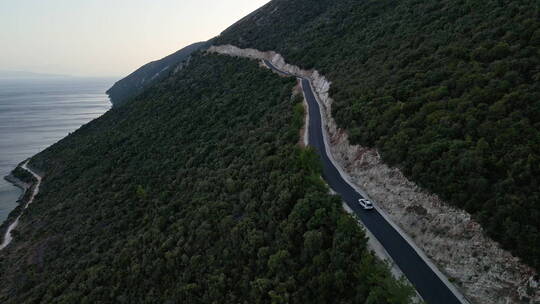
208, 44, 539, 304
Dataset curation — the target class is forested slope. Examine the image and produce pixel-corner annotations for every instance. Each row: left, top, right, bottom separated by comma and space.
0, 54, 411, 303
215, 0, 540, 270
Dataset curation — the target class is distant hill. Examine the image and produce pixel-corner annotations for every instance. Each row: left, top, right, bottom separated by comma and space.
0, 70, 71, 79
106, 41, 210, 106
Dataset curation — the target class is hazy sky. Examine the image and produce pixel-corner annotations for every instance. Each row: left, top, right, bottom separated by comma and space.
0, 0, 269, 77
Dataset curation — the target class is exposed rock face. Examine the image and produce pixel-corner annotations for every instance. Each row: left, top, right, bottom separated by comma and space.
209, 44, 539, 304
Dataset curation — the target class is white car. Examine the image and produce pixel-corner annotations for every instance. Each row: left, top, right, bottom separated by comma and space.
358, 198, 374, 210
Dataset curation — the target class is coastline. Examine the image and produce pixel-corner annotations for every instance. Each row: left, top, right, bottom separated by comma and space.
0, 76, 110, 251
0, 164, 37, 247
4, 173, 30, 201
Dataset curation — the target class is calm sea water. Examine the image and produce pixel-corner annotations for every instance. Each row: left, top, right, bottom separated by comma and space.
0, 77, 114, 223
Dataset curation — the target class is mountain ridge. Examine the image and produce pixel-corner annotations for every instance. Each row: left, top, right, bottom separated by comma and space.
106, 41, 210, 106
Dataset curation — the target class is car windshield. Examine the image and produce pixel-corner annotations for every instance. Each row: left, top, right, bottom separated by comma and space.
366, 202, 372, 205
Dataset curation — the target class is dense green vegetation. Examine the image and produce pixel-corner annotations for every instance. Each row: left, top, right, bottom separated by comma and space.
0, 54, 412, 303
216, 0, 540, 269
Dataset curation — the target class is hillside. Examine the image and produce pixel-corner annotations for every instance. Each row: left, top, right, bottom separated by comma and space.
0, 54, 411, 303
106, 41, 209, 106
215, 0, 540, 270
2, 0, 538, 302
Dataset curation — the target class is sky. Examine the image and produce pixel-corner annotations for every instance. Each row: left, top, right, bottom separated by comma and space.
0, 0, 269, 77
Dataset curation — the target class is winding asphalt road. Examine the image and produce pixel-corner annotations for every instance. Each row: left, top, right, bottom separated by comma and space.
264, 60, 465, 304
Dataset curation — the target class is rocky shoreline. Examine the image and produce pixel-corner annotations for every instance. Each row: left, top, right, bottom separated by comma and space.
0, 164, 36, 247
4, 173, 30, 200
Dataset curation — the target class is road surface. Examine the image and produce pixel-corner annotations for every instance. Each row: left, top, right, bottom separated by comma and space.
264, 60, 466, 304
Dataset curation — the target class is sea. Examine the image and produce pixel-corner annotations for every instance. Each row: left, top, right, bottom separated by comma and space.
0, 77, 114, 224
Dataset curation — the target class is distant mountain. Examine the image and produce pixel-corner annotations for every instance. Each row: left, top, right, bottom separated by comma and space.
0, 70, 71, 79
106, 41, 210, 107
